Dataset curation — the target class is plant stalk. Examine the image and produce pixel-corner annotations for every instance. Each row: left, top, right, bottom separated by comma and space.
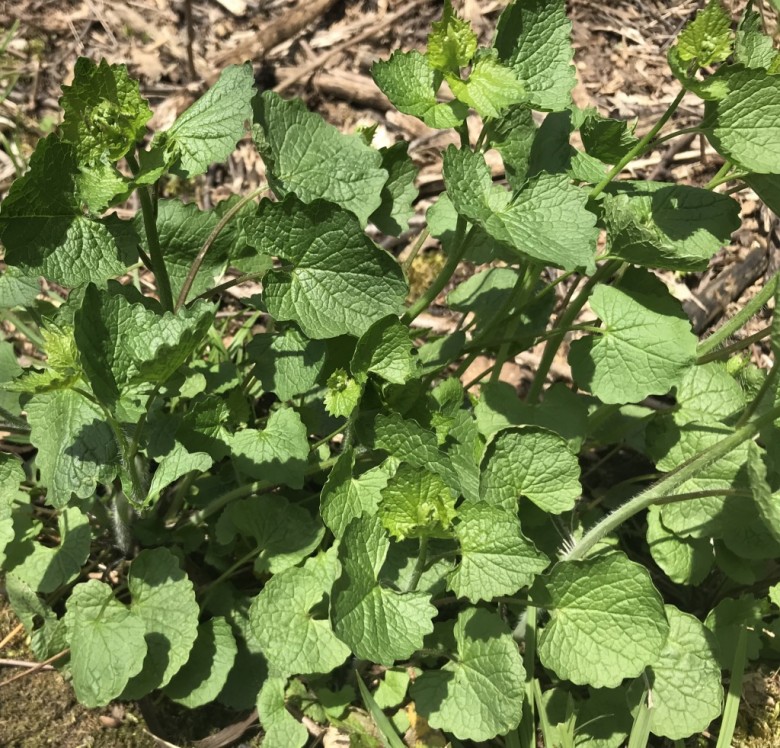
126, 151, 174, 312
589, 88, 687, 200
175, 183, 268, 311
565, 402, 780, 560
697, 272, 778, 356
527, 260, 622, 403
402, 221, 474, 323
406, 536, 429, 593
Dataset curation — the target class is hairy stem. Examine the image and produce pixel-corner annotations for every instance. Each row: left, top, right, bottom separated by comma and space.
697, 272, 778, 356
406, 536, 429, 593
126, 151, 174, 312
564, 402, 780, 561
175, 183, 268, 311
589, 88, 687, 200
527, 260, 622, 403
697, 324, 771, 364
182, 454, 340, 527
402, 221, 474, 323
489, 264, 540, 383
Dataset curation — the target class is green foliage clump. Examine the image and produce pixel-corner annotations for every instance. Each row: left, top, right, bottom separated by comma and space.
2, 1, 780, 745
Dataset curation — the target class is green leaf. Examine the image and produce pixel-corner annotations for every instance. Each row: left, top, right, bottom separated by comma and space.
216, 493, 324, 575
0, 266, 40, 309
602, 181, 740, 270
532, 553, 669, 688
164, 617, 238, 708
356, 674, 407, 748
320, 449, 391, 538
248, 326, 326, 401
479, 426, 581, 513
371, 51, 469, 129
646, 506, 714, 586
705, 595, 766, 669
0, 455, 24, 567
64, 580, 147, 708
253, 91, 387, 225
575, 687, 634, 748
8, 507, 91, 594
705, 68, 780, 173
74, 284, 214, 407
443, 146, 598, 271
639, 605, 723, 739
122, 547, 199, 698
229, 407, 310, 486
448, 267, 519, 329
446, 49, 526, 118
5, 575, 67, 661
250, 549, 350, 676
411, 607, 525, 741
0, 136, 137, 286
371, 413, 461, 494
475, 381, 589, 449
676, 0, 733, 67
736, 5, 779, 69
747, 441, 780, 545
27, 389, 118, 504
427, 0, 478, 73
675, 361, 746, 421
484, 105, 537, 189
147, 443, 212, 505
745, 173, 780, 217
379, 464, 456, 540
494, 0, 576, 111
162, 63, 254, 177
176, 394, 233, 460
370, 142, 418, 236
580, 112, 639, 164
352, 315, 419, 385
332, 514, 436, 664
373, 668, 414, 710
247, 196, 407, 338
569, 269, 697, 403
257, 677, 308, 748
77, 163, 132, 215
60, 57, 152, 163
448, 502, 548, 602
324, 368, 362, 418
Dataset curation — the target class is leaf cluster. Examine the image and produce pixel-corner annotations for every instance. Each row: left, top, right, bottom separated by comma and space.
2, 1, 780, 745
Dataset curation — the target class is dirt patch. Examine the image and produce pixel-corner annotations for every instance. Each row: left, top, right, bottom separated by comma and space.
0, 595, 155, 747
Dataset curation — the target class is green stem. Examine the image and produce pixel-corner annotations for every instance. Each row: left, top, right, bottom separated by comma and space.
736, 361, 778, 428
565, 402, 780, 560
182, 454, 340, 527
651, 126, 702, 147
175, 183, 268, 311
490, 265, 540, 383
406, 536, 429, 593
697, 324, 771, 364
402, 222, 474, 323
697, 273, 779, 356
590, 88, 687, 200
523, 607, 538, 742
309, 425, 345, 451
716, 625, 749, 748
527, 260, 622, 403
189, 271, 268, 305
401, 228, 430, 274
126, 151, 174, 312
705, 159, 733, 190
199, 545, 262, 608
